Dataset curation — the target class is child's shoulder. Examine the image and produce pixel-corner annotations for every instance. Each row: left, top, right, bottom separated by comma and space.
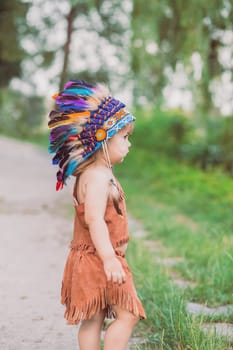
78, 166, 114, 204
81, 166, 112, 188
75, 167, 113, 205
81, 166, 112, 187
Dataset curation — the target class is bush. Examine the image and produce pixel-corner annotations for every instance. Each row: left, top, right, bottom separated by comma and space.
179, 143, 223, 170
219, 116, 233, 173
133, 108, 233, 175
0, 88, 45, 138
133, 109, 192, 157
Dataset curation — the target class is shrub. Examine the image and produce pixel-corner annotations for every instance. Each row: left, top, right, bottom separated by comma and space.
0, 88, 45, 138
133, 108, 233, 175
133, 109, 192, 157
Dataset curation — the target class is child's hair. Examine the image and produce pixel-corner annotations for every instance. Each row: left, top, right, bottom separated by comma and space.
122, 121, 134, 135
48, 80, 135, 190
73, 152, 97, 178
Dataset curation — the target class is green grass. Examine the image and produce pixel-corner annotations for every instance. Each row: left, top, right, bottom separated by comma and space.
115, 148, 233, 307
127, 240, 230, 349
195, 311, 233, 324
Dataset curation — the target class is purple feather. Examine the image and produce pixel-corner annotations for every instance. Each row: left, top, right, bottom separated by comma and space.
50, 125, 72, 141
64, 81, 74, 89
58, 100, 87, 106
63, 80, 94, 90
56, 170, 63, 182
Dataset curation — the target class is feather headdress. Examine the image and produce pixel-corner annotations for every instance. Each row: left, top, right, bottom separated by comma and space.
48, 80, 135, 190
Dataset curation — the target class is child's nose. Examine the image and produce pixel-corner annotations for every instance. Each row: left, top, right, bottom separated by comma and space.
127, 140, 131, 147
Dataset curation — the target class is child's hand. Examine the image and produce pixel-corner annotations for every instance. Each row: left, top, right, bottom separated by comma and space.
103, 257, 126, 285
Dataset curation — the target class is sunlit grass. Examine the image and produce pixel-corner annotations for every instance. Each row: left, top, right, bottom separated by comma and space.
115, 148, 233, 307
127, 240, 229, 349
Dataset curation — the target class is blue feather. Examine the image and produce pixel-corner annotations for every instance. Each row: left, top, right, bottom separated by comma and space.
48, 129, 77, 153
65, 159, 78, 177
65, 88, 94, 96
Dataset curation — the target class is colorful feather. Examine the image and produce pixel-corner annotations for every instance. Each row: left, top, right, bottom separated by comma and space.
48, 79, 135, 190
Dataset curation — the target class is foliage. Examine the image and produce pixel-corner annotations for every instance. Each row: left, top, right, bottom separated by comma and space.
0, 0, 29, 86
16, 0, 131, 92
0, 89, 45, 137
133, 108, 233, 174
131, 0, 233, 112
133, 108, 192, 156
218, 116, 233, 172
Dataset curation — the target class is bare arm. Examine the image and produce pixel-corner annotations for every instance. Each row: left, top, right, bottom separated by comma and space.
83, 169, 126, 284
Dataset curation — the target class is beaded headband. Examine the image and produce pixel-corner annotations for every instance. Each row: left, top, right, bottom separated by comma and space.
48, 80, 135, 190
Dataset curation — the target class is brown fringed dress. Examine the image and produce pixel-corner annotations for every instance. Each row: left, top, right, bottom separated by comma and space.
61, 180, 146, 324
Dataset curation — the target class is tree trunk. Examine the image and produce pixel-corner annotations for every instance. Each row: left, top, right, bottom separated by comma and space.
59, 5, 79, 91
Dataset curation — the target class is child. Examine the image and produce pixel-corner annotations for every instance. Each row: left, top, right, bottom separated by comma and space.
48, 80, 146, 350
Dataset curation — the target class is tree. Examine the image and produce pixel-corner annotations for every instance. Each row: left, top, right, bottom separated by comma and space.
59, 4, 79, 91
131, 0, 233, 113
60, 0, 133, 91
16, 0, 132, 95
0, 0, 29, 87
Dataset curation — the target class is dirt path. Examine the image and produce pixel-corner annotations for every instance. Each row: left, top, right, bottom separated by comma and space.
0, 136, 78, 350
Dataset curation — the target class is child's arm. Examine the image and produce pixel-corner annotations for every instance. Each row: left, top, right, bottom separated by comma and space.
83, 169, 126, 285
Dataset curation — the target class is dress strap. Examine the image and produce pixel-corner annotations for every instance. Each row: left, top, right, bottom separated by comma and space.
110, 178, 124, 200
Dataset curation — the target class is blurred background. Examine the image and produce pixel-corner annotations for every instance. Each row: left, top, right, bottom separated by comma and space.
0, 0, 233, 174
1, 2, 233, 348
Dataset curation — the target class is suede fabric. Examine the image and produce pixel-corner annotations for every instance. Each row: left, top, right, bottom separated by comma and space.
61, 182, 146, 324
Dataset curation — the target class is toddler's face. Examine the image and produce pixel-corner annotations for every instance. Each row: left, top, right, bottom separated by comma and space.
107, 127, 132, 164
